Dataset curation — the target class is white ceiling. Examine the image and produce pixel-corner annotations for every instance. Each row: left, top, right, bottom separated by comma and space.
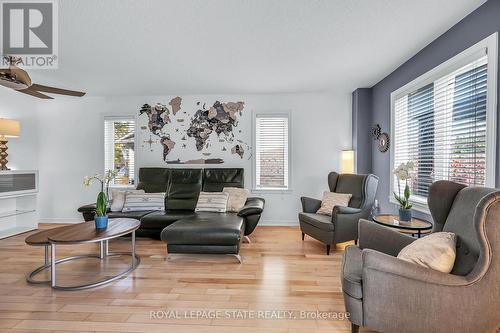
25, 0, 486, 96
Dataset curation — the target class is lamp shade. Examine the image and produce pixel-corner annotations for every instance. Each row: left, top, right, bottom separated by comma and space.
0, 119, 20, 138
341, 150, 355, 174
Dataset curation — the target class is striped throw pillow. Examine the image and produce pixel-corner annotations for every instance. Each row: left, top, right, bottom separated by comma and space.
122, 193, 165, 212
195, 192, 229, 213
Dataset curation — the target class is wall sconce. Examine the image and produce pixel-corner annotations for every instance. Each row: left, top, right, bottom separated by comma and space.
341, 150, 355, 174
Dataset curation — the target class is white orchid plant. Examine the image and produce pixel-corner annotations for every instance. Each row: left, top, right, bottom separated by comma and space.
84, 170, 117, 217
393, 161, 415, 210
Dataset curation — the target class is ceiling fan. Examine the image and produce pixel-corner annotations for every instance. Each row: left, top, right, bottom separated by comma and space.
0, 56, 85, 99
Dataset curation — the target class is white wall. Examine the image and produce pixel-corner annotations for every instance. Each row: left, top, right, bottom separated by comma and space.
0, 90, 39, 170
29, 92, 351, 224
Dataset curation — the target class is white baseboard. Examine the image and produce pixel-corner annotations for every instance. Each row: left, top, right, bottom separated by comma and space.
259, 219, 298, 226
38, 218, 82, 224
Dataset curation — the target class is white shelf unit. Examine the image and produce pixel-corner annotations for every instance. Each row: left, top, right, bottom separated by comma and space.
0, 171, 39, 239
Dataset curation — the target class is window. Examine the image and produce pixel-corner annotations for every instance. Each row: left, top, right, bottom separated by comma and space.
104, 117, 136, 186
391, 33, 497, 211
253, 113, 290, 190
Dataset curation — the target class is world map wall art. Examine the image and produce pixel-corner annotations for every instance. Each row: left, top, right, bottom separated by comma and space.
139, 97, 251, 164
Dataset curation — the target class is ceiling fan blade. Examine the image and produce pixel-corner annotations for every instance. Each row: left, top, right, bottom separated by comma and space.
30, 83, 85, 97
17, 87, 54, 99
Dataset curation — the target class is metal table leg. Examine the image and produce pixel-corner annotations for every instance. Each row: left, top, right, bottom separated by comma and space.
28, 232, 140, 290
51, 243, 56, 288
26, 244, 52, 284
99, 241, 104, 259
44, 244, 49, 266
132, 231, 136, 268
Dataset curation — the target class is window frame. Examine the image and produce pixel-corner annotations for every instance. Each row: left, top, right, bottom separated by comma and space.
252, 110, 292, 192
389, 32, 498, 213
103, 114, 138, 189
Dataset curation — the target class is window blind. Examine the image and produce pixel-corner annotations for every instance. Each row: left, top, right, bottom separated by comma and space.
394, 54, 488, 200
255, 115, 289, 189
104, 118, 136, 186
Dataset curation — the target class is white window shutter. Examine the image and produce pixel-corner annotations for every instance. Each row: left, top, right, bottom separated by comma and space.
394, 55, 489, 200
104, 117, 136, 186
255, 115, 290, 190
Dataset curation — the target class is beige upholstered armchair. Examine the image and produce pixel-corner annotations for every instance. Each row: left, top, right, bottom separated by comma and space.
341, 181, 500, 333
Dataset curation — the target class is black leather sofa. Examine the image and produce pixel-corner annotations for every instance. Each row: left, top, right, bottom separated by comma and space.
78, 168, 265, 242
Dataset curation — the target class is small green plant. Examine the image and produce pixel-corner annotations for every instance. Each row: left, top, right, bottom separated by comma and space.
393, 161, 414, 210
95, 191, 107, 217
84, 170, 117, 217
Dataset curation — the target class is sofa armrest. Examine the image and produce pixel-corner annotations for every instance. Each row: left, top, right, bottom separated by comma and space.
300, 196, 322, 213
78, 203, 96, 213
238, 197, 265, 217
333, 206, 362, 215
362, 249, 468, 286
358, 219, 415, 256
77, 203, 99, 222
78, 203, 112, 222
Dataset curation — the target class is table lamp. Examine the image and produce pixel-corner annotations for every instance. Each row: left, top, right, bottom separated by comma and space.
340, 150, 355, 174
0, 118, 20, 170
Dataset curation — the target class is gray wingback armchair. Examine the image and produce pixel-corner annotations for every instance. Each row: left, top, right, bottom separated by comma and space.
341, 180, 500, 333
299, 172, 379, 255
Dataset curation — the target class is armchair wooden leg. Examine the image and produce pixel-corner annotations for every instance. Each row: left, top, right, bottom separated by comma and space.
301, 232, 305, 241
351, 323, 359, 333
326, 244, 331, 255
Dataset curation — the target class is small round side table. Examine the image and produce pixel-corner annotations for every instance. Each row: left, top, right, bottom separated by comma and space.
372, 214, 432, 238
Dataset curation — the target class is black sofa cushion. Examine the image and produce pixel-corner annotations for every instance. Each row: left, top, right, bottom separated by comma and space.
202, 168, 244, 192
166, 169, 203, 210
140, 210, 196, 229
136, 168, 170, 193
108, 210, 154, 220
161, 212, 244, 246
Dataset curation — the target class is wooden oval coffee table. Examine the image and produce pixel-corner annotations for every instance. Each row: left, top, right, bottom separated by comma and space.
25, 218, 140, 290
372, 214, 432, 238
25, 224, 77, 284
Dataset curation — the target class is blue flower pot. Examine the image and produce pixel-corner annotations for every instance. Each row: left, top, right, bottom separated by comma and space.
95, 216, 109, 229
399, 208, 412, 222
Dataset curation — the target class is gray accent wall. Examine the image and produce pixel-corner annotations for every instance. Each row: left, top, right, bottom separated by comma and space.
352, 88, 372, 174
354, 0, 500, 216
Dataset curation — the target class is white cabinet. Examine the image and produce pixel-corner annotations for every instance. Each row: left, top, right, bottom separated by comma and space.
0, 170, 38, 239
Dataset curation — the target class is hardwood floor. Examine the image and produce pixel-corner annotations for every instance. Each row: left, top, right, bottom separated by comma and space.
0, 224, 375, 333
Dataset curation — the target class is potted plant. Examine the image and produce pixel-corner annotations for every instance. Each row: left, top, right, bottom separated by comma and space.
84, 170, 116, 229
393, 161, 414, 222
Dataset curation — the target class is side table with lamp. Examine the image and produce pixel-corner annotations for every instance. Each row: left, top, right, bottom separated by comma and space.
0, 118, 39, 239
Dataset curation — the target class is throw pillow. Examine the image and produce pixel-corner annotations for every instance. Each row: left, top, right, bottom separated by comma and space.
110, 189, 145, 212
316, 191, 352, 216
195, 192, 229, 213
223, 187, 250, 212
122, 193, 165, 212
397, 232, 457, 273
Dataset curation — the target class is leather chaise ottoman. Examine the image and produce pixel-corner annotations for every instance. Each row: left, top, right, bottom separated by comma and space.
160, 212, 245, 262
